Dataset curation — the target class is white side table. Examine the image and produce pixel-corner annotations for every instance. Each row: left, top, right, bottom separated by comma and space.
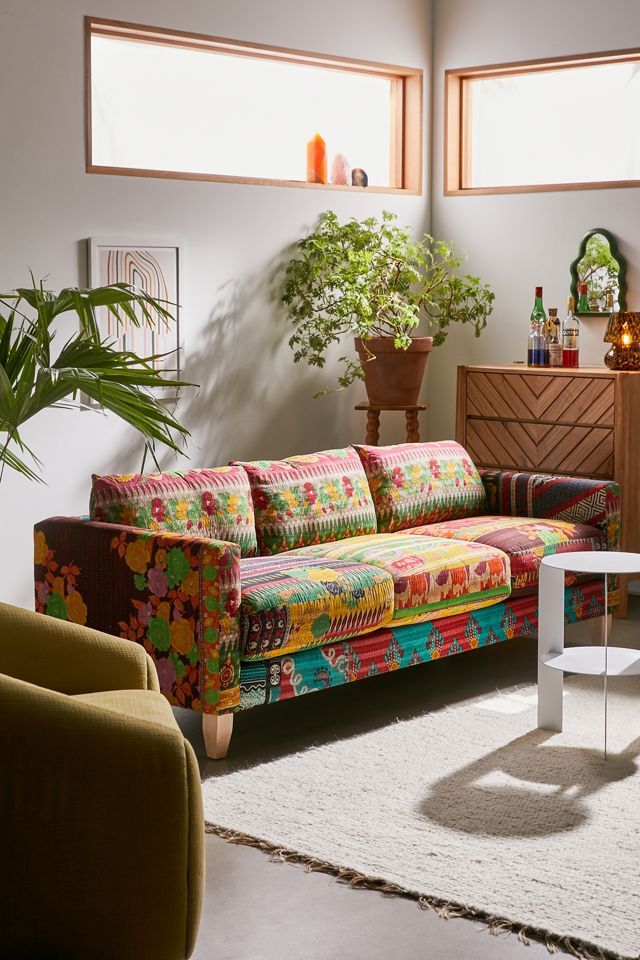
538, 551, 640, 757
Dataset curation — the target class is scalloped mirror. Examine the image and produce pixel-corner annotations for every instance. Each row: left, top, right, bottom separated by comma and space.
570, 228, 627, 316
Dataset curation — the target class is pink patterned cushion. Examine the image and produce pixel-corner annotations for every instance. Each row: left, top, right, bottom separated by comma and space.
234, 447, 377, 555
90, 466, 257, 556
354, 441, 487, 533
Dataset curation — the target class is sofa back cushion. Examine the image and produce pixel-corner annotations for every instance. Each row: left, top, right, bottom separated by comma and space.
354, 441, 487, 533
90, 466, 258, 556
235, 447, 377, 555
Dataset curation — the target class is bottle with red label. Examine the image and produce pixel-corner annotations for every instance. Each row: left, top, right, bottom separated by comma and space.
562, 295, 580, 367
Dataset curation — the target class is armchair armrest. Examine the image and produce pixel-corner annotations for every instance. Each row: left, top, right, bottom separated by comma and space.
0, 601, 158, 694
479, 469, 620, 551
34, 518, 242, 714
0, 674, 203, 959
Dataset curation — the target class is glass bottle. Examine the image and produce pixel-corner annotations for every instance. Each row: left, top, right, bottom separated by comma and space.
562, 296, 580, 368
577, 282, 590, 314
527, 286, 548, 367
547, 308, 563, 367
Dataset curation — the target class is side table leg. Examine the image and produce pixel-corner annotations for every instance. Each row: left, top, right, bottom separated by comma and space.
538, 563, 565, 731
406, 409, 420, 443
366, 410, 380, 445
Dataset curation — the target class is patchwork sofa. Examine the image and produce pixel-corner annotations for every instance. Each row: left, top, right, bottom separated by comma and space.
34, 442, 620, 758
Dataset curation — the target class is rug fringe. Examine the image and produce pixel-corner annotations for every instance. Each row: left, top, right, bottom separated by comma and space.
206, 823, 629, 960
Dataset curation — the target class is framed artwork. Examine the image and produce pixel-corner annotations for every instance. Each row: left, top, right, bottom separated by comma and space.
87, 238, 183, 401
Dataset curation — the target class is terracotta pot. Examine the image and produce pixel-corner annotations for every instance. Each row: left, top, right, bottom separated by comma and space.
354, 336, 433, 406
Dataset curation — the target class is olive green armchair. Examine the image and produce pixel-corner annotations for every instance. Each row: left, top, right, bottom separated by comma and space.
0, 602, 204, 960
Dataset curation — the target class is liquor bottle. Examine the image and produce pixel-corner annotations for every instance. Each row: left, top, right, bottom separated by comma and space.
527, 286, 548, 367
547, 308, 563, 367
562, 296, 580, 367
605, 291, 615, 314
577, 282, 590, 314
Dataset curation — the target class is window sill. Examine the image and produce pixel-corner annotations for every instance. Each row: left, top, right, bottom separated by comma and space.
87, 164, 422, 196
444, 179, 640, 197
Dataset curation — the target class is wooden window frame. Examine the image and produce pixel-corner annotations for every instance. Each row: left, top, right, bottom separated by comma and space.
86, 17, 423, 195
445, 47, 640, 196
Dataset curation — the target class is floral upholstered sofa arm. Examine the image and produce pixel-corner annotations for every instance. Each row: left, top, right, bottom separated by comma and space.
34, 517, 242, 714
479, 470, 621, 552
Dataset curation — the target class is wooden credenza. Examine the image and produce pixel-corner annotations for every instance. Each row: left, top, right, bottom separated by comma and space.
456, 364, 640, 616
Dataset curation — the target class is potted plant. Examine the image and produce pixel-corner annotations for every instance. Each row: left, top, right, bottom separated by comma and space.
281, 210, 494, 402
0, 276, 193, 482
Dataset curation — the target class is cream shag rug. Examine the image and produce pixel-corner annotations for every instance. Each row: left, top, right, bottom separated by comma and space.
202, 676, 640, 960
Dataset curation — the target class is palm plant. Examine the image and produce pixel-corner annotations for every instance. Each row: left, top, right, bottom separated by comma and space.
0, 276, 194, 482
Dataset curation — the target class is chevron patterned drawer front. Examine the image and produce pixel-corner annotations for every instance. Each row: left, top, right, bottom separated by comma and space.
456, 364, 640, 617
466, 419, 614, 478
466, 371, 615, 427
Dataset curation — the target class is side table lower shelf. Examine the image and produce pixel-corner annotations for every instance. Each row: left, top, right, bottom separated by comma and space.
541, 647, 640, 676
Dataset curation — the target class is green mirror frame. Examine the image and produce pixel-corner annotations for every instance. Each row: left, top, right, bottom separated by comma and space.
570, 227, 627, 316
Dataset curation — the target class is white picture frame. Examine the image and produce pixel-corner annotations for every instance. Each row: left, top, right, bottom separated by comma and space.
87, 237, 183, 403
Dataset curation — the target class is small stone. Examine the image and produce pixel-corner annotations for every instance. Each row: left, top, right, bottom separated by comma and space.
330, 153, 351, 185
351, 167, 368, 187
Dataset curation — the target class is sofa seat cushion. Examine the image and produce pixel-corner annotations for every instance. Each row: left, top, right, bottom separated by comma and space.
407, 515, 607, 594
73, 689, 179, 731
235, 448, 377, 555
90, 466, 257, 557
354, 441, 487, 533
290, 534, 511, 626
239, 555, 394, 660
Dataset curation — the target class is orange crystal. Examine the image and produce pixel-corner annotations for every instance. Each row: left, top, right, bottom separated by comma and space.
306, 133, 327, 184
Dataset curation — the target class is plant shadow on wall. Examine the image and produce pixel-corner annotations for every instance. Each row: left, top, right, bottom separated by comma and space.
174, 266, 339, 468
418, 727, 639, 839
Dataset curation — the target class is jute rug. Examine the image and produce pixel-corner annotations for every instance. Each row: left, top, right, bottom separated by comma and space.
202, 675, 640, 959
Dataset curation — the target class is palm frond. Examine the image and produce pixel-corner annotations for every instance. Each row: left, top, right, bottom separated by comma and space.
0, 275, 195, 481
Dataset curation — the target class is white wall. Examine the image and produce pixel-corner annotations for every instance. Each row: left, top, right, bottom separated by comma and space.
429, 0, 640, 438
0, 0, 431, 607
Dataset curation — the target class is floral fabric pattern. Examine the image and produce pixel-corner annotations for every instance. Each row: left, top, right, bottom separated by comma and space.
354, 441, 487, 533
238, 580, 607, 709
408, 514, 607, 594
34, 530, 88, 625
290, 533, 511, 625
239, 555, 394, 660
90, 466, 257, 557
235, 447, 377, 555
34, 518, 242, 714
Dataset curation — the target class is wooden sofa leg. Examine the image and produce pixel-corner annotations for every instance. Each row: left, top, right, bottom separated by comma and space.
202, 713, 233, 760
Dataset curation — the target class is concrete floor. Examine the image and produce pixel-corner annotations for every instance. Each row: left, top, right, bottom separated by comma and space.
177, 601, 640, 960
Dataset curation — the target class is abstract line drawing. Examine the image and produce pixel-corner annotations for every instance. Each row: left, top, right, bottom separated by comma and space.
88, 238, 182, 401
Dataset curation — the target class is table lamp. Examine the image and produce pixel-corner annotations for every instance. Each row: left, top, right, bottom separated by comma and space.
603, 311, 640, 370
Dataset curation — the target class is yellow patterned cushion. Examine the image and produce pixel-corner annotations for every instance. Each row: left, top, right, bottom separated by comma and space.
239, 555, 394, 660
290, 533, 511, 625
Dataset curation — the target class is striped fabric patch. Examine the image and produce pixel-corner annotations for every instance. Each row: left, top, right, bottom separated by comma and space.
354, 441, 487, 533
290, 533, 511, 626
235, 448, 377, 555
239, 554, 394, 660
90, 466, 258, 556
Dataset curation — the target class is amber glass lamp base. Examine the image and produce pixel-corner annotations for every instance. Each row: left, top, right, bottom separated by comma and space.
604, 344, 640, 370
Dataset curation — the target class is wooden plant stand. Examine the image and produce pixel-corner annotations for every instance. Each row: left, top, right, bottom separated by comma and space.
355, 402, 427, 445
